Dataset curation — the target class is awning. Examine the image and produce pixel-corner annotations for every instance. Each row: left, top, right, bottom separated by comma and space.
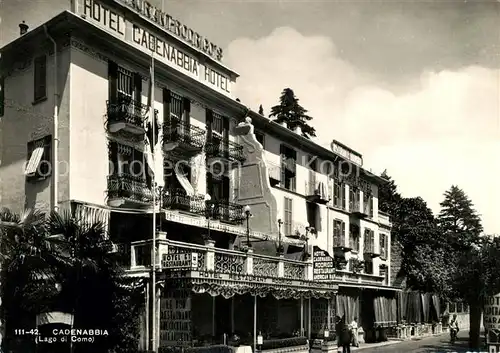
163, 271, 337, 300
174, 164, 194, 196
25, 141, 45, 176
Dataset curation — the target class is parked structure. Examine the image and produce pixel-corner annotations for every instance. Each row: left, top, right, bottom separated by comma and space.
0, 0, 400, 351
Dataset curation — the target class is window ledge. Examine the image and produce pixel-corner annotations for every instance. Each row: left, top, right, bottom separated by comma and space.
32, 96, 48, 105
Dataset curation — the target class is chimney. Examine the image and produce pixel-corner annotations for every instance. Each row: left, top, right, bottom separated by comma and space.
19, 21, 29, 36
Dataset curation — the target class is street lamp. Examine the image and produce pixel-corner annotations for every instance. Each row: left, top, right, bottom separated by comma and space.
204, 194, 213, 240
244, 205, 252, 247
277, 219, 284, 255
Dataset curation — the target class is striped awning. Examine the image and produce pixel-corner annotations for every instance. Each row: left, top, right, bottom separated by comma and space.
24, 141, 45, 176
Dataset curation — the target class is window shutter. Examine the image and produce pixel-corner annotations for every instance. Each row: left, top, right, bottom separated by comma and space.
183, 97, 191, 124
163, 88, 171, 123
341, 221, 345, 236
0, 76, 4, 117
133, 73, 142, 98
222, 176, 230, 200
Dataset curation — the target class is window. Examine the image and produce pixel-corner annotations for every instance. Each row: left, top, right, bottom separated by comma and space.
349, 187, 360, 212
380, 233, 388, 259
364, 192, 373, 217
108, 142, 147, 182
333, 178, 346, 209
0, 76, 4, 117
306, 202, 318, 230
170, 92, 183, 119
211, 112, 224, 135
349, 224, 360, 251
283, 197, 293, 236
207, 173, 229, 201
333, 219, 345, 246
25, 135, 52, 180
255, 131, 265, 147
364, 228, 374, 253
364, 260, 373, 274
34, 55, 47, 102
280, 144, 297, 191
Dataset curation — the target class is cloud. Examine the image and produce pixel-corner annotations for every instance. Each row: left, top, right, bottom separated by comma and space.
225, 27, 500, 234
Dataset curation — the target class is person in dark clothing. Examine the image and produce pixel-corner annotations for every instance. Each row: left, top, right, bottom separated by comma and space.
336, 316, 352, 353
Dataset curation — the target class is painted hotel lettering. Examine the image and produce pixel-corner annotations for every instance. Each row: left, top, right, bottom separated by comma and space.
83, 0, 125, 35
81, 0, 232, 95
132, 25, 199, 76
118, 0, 223, 61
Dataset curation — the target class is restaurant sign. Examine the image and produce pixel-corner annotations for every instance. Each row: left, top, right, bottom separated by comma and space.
79, 0, 233, 96
313, 250, 336, 281
161, 253, 198, 269
484, 294, 500, 331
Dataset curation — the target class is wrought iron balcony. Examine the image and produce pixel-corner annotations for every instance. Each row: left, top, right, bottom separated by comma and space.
162, 188, 206, 214
130, 238, 308, 281
106, 97, 148, 135
107, 173, 153, 207
206, 139, 245, 164
379, 211, 391, 226
206, 200, 245, 225
163, 116, 205, 157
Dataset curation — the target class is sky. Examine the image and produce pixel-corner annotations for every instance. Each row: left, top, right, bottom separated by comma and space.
1, 0, 499, 233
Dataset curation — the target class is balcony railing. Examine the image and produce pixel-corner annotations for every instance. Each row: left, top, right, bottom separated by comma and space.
206, 200, 245, 225
162, 189, 245, 224
363, 241, 380, 258
379, 211, 391, 225
163, 116, 205, 156
206, 139, 245, 163
162, 188, 206, 214
106, 97, 148, 135
350, 201, 369, 218
107, 173, 153, 206
130, 238, 308, 281
305, 179, 328, 204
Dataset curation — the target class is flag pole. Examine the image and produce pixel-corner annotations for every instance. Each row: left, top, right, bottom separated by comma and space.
150, 49, 157, 353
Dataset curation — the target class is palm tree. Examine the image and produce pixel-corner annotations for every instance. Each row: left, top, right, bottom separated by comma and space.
0, 208, 144, 353
0, 208, 65, 352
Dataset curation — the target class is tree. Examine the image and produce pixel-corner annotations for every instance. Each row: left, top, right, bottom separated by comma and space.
438, 185, 483, 250
392, 197, 452, 294
258, 104, 264, 115
438, 186, 485, 349
378, 170, 402, 214
0, 208, 144, 353
269, 88, 316, 139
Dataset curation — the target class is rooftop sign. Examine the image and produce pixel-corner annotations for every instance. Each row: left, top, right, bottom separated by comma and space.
117, 0, 223, 62
80, 0, 234, 96
330, 140, 363, 166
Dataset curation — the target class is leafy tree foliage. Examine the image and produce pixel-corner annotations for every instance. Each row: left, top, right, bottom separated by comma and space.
0, 208, 144, 353
438, 185, 483, 251
392, 197, 452, 294
378, 170, 401, 213
269, 88, 316, 139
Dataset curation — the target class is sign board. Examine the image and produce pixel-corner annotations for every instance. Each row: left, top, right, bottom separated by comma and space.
485, 294, 500, 331
79, 0, 234, 97
116, 0, 223, 62
330, 141, 363, 166
313, 250, 336, 281
161, 252, 198, 269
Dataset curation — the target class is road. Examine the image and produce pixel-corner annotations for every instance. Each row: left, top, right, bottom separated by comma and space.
357, 330, 487, 353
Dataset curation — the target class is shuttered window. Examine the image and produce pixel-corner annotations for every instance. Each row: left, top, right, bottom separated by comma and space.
284, 197, 293, 236
34, 55, 47, 102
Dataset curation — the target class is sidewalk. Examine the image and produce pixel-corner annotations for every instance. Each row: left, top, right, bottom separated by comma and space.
334, 332, 447, 352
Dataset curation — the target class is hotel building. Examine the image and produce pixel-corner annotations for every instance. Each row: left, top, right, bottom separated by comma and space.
0, 0, 402, 350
